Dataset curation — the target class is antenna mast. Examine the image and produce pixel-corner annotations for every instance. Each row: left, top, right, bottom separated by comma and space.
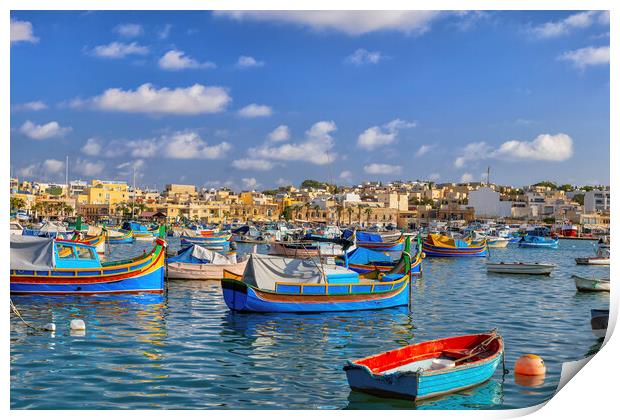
66, 155, 69, 198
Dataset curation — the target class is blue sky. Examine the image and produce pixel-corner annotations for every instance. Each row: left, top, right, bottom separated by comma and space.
10, 11, 610, 190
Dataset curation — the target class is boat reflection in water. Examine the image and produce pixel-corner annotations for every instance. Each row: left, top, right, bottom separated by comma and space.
345, 378, 504, 410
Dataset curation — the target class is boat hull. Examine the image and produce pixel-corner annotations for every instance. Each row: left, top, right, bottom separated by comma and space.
422, 243, 488, 257
221, 277, 410, 313
591, 309, 609, 338
345, 333, 503, 400
486, 263, 555, 275
573, 275, 610, 292
575, 257, 610, 265
166, 260, 247, 280
11, 243, 165, 295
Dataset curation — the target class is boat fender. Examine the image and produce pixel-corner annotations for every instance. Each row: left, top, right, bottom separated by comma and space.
70, 319, 86, 331
420, 252, 426, 259
43, 323, 56, 331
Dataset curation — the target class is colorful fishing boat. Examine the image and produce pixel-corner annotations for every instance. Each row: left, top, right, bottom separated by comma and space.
422, 234, 488, 257
342, 229, 405, 252
518, 235, 559, 249
107, 229, 135, 244
572, 275, 610, 292
268, 241, 321, 258
337, 235, 422, 275
221, 237, 414, 313
179, 229, 231, 249
10, 229, 166, 295
344, 331, 504, 401
166, 244, 248, 280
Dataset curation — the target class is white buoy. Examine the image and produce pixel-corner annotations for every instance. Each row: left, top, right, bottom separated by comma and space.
43, 323, 56, 331
70, 319, 86, 331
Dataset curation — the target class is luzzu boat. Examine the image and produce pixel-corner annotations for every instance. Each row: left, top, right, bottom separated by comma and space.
180, 229, 231, 250
518, 235, 559, 249
344, 331, 504, 401
422, 234, 488, 257
107, 229, 135, 244
221, 237, 414, 313
337, 236, 422, 275
342, 230, 405, 252
166, 244, 248, 280
10, 229, 166, 295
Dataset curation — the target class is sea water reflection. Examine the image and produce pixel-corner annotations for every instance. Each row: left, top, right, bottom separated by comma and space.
11, 238, 609, 409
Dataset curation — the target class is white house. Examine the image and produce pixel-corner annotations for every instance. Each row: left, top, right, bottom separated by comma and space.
469, 187, 500, 218
584, 190, 610, 213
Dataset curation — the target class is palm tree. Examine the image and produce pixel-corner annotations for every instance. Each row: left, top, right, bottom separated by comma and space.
335, 204, 343, 226
364, 207, 373, 226
347, 207, 354, 225
357, 204, 365, 226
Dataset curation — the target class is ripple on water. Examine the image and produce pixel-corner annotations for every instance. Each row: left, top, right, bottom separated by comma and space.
11, 238, 609, 409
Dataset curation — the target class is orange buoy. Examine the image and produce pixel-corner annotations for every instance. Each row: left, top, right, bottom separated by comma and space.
514, 354, 546, 376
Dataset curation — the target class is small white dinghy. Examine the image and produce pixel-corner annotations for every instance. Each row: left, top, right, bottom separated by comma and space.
486, 262, 556, 275
572, 275, 610, 292
575, 246, 610, 265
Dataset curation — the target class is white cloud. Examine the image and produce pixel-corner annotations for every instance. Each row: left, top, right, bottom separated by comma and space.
116, 159, 146, 178
238, 103, 273, 118
43, 159, 65, 174
268, 125, 291, 142
415, 144, 436, 157
17, 164, 38, 178
91, 42, 149, 59
161, 132, 231, 159
12, 101, 47, 111
215, 11, 443, 36
231, 158, 275, 171
491, 133, 573, 161
158, 50, 216, 70
428, 173, 440, 181
159, 24, 172, 39
558, 46, 609, 69
530, 11, 609, 38
126, 138, 159, 158
113, 23, 143, 37
357, 118, 416, 150
81, 138, 102, 156
242, 177, 260, 190
460, 172, 474, 183
364, 163, 402, 175
339, 170, 353, 182
345, 48, 385, 65
11, 19, 38, 44
454, 133, 573, 167
73, 83, 231, 115
19, 120, 72, 140
237, 55, 265, 68
251, 120, 337, 165
454, 142, 492, 168
74, 158, 105, 177
276, 178, 292, 187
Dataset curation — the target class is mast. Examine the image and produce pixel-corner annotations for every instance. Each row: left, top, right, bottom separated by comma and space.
65, 155, 69, 198
132, 165, 136, 219
486, 166, 490, 187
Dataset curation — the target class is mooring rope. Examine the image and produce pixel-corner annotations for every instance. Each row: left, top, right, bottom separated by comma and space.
10, 299, 51, 331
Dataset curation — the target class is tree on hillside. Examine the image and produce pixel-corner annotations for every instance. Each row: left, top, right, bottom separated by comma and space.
559, 184, 574, 192
301, 179, 326, 189
573, 193, 585, 206
534, 181, 558, 189
10, 197, 26, 211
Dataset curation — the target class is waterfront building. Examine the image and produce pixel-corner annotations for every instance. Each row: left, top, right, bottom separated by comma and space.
584, 189, 610, 213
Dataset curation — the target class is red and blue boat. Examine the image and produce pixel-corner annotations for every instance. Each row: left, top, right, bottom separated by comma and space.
337, 235, 422, 275
344, 331, 504, 401
422, 234, 488, 257
10, 230, 166, 295
221, 237, 414, 313
342, 229, 405, 252
180, 229, 231, 250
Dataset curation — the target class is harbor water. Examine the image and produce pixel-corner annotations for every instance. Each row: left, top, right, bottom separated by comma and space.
10, 238, 609, 409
